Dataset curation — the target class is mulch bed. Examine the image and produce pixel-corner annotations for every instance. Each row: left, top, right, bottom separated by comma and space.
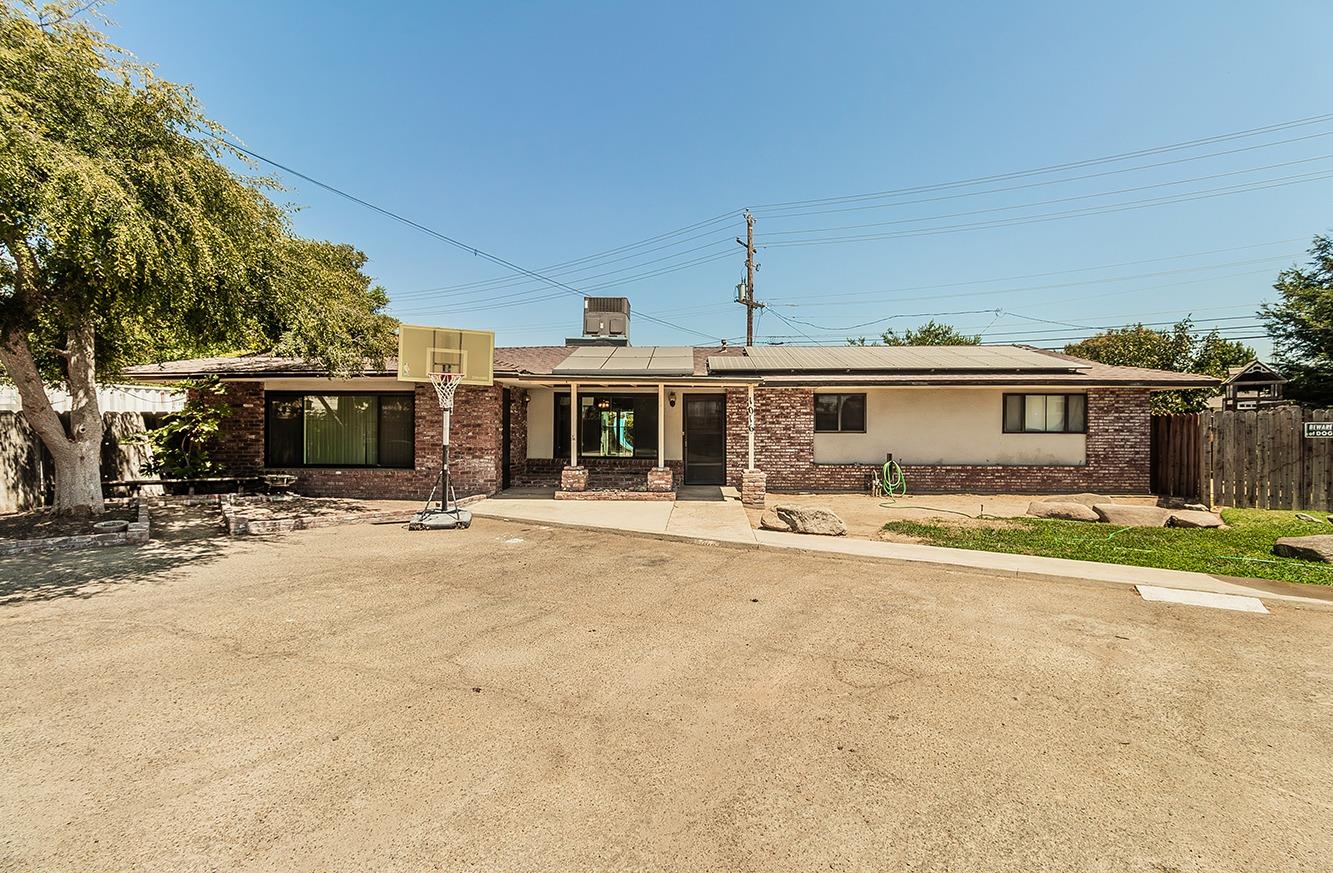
0, 507, 138, 541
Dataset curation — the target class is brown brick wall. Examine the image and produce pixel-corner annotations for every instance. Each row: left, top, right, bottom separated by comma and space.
725, 386, 1152, 494
210, 381, 504, 501
209, 381, 1151, 500
518, 457, 684, 490
506, 388, 528, 488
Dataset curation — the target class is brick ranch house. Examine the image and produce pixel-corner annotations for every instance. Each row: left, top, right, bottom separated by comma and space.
125, 344, 1214, 506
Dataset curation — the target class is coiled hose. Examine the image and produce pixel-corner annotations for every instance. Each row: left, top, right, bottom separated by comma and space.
876, 458, 994, 518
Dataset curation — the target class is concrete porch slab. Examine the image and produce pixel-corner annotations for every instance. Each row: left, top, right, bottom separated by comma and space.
471, 486, 757, 544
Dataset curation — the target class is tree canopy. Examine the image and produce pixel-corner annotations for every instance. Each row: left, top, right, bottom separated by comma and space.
1260, 234, 1333, 406
1064, 319, 1253, 413
849, 320, 982, 346
0, 1, 396, 512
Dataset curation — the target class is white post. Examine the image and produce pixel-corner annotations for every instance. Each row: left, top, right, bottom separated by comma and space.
657, 383, 666, 468
747, 383, 756, 471
570, 382, 578, 466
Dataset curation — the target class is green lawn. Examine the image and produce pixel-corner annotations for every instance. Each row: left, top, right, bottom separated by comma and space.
882, 509, 1333, 586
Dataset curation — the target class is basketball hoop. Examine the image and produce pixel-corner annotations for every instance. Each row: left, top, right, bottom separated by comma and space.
428, 371, 465, 411
397, 323, 494, 532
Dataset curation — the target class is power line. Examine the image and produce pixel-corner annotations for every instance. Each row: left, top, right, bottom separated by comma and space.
753, 129, 1333, 220
212, 136, 723, 341
392, 221, 738, 298
760, 170, 1333, 248
764, 239, 1304, 305
759, 152, 1333, 238
766, 254, 1297, 314
388, 236, 734, 303
751, 111, 1333, 211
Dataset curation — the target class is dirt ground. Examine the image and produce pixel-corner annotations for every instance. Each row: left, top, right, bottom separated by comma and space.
2, 515, 1331, 872
747, 491, 1162, 538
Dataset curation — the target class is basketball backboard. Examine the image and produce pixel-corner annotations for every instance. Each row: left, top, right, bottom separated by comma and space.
397, 324, 495, 386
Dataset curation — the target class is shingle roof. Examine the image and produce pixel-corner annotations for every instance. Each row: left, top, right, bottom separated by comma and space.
122, 343, 1216, 388
708, 344, 1084, 373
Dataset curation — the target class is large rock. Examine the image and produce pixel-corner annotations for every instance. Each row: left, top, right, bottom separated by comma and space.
758, 511, 791, 532
1168, 509, 1226, 529
1027, 501, 1100, 522
1092, 504, 1173, 527
1273, 535, 1333, 563
1043, 493, 1113, 508
773, 504, 847, 536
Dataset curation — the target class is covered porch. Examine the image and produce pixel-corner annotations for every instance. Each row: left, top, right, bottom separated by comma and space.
501, 375, 766, 505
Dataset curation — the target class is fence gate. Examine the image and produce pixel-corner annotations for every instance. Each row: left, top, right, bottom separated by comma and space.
1150, 413, 1201, 500
1196, 407, 1333, 511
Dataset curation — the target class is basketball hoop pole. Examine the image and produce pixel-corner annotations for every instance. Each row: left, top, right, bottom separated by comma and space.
429, 373, 464, 515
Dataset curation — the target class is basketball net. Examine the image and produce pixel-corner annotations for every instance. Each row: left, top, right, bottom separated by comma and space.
429, 371, 465, 411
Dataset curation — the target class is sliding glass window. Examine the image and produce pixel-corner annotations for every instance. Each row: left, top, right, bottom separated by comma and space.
553, 393, 659, 459
265, 392, 415, 467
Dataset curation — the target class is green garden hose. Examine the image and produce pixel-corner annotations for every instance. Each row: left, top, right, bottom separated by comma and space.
876, 459, 1001, 519
879, 458, 907, 499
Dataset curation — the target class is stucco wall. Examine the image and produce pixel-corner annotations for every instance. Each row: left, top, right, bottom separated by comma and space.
812, 387, 1085, 466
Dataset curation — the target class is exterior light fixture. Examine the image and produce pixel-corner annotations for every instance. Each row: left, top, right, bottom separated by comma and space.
668, 392, 677, 408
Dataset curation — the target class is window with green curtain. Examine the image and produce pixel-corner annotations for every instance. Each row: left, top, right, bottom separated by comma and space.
265, 392, 415, 468
305, 395, 379, 465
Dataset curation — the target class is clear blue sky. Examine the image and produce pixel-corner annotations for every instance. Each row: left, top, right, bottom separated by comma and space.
104, 0, 1332, 353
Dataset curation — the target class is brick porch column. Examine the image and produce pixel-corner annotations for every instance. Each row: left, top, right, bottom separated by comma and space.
741, 469, 767, 508
561, 466, 588, 492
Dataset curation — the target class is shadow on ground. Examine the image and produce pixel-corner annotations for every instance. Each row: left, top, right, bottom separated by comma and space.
0, 506, 231, 607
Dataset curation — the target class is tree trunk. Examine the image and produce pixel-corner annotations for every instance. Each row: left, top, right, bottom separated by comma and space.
0, 323, 105, 516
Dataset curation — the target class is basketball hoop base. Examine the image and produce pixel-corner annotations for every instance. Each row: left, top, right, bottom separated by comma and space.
409, 506, 472, 530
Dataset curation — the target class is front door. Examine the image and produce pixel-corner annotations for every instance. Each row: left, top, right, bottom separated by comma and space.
683, 394, 726, 485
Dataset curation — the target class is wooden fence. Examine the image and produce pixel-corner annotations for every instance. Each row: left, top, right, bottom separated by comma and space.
1152, 407, 1333, 510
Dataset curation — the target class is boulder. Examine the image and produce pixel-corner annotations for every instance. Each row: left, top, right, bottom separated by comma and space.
758, 511, 791, 532
773, 504, 847, 537
1043, 493, 1113, 508
1294, 512, 1327, 524
1273, 534, 1333, 563
1167, 510, 1226, 529
1183, 503, 1210, 512
1092, 504, 1173, 527
1027, 501, 1100, 522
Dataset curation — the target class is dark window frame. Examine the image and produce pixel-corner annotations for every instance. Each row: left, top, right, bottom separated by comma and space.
1002, 393, 1088, 435
814, 393, 867, 434
552, 391, 659, 460
264, 390, 416, 469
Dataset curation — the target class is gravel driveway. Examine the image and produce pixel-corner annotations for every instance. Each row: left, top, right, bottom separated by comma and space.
2, 517, 1330, 871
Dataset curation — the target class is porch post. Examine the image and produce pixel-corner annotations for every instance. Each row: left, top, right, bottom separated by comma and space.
560, 381, 588, 493
747, 383, 756, 471
569, 381, 578, 467
657, 383, 665, 468
646, 382, 673, 492
741, 383, 765, 508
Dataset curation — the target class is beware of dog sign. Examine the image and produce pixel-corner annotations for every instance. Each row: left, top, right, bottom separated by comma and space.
1304, 421, 1333, 439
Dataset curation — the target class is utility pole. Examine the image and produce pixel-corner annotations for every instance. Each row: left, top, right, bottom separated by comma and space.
735, 210, 762, 345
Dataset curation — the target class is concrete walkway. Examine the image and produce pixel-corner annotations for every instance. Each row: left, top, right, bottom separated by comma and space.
468, 489, 1332, 608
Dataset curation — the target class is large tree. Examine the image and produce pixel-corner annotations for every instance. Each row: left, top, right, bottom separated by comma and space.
849, 320, 981, 346
0, 2, 396, 514
1260, 234, 1333, 406
1064, 319, 1253, 413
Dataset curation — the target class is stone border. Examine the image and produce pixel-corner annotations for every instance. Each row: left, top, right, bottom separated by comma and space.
0, 501, 151, 556
225, 507, 417, 536
553, 489, 677, 501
